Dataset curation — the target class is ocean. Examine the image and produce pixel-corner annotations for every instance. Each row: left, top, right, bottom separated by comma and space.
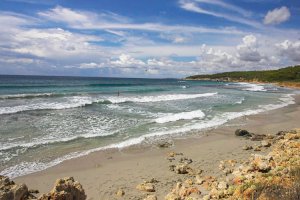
0, 75, 297, 178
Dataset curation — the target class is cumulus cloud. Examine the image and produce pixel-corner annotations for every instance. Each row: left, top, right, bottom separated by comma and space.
236, 35, 264, 62
111, 54, 145, 67
276, 40, 300, 62
12, 28, 103, 59
264, 6, 291, 25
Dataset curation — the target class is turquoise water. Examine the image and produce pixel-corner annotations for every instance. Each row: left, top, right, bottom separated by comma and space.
0, 75, 296, 178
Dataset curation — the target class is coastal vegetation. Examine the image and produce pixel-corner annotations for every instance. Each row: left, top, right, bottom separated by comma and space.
186, 65, 300, 87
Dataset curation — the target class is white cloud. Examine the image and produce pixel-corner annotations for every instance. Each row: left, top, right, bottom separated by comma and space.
236, 35, 263, 62
276, 40, 300, 62
79, 62, 101, 69
111, 54, 145, 67
194, 0, 252, 17
38, 6, 92, 26
38, 6, 245, 35
0, 57, 37, 64
12, 28, 103, 59
179, 0, 261, 28
264, 6, 291, 25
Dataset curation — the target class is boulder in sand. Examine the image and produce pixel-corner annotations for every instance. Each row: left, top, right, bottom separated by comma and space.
0, 175, 29, 200
136, 182, 155, 192
38, 177, 86, 200
235, 129, 250, 137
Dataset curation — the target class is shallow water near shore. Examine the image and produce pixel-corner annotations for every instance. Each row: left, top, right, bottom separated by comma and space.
0, 75, 297, 178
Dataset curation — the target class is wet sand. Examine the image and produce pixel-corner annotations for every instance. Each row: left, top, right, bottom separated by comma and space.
15, 95, 300, 199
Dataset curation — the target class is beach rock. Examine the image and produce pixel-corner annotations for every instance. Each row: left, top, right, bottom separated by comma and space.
217, 181, 228, 190
147, 178, 159, 184
167, 157, 175, 162
277, 130, 297, 136
0, 175, 29, 200
223, 168, 233, 176
143, 194, 157, 200
28, 189, 39, 194
168, 152, 176, 157
202, 194, 211, 200
250, 134, 266, 141
254, 147, 261, 151
175, 164, 189, 174
179, 157, 193, 164
195, 175, 204, 185
169, 165, 176, 171
219, 163, 225, 170
185, 179, 193, 185
38, 177, 86, 200
235, 129, 250, 137
266, 134, 275, 139
157, 140, 173, 148
242, 145, 253, 150
165, 192, 181, 200
251, 154, 273, 172
261, 140, 271, 147
136, 182, 155, 192
286, 133, 300, 140
186, 193, 202, 200
116, 188, 125, 197
169, 182, 200, 198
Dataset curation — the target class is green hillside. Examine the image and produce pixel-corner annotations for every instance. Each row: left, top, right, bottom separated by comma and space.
186, 65, 300, 83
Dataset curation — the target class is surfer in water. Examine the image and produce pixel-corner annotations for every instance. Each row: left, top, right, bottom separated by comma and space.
118, 90, 120, 96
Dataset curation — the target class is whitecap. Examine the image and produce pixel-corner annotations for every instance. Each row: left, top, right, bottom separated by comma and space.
154, 110, 205, 123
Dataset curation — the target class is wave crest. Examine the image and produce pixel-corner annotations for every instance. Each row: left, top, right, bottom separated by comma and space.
155, 110, 205, 123
0, 93, 217, 115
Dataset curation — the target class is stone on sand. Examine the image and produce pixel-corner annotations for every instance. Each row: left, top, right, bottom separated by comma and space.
0, 175, 29, 200
116, 188, 125, 197
235, 129, 250, 136
144, 194, 157, 200
38, 177, 86, 200
136, 182, 155, 192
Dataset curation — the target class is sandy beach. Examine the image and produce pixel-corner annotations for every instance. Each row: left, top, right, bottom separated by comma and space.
14, 94, 300, 199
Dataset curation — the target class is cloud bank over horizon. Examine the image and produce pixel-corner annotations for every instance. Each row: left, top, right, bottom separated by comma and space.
0, 0, 299, 78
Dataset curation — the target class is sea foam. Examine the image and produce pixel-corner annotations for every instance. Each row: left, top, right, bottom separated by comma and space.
154, 110, 205, 123
237, 82, 267, 92
0, 93, 217, 115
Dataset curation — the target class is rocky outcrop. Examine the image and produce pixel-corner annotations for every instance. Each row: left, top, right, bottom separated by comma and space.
165, 182, 200, 200
0, 175, 32, 200
38, 177, 86, 200
0, 176, 86, 200
225, 129, 300, 199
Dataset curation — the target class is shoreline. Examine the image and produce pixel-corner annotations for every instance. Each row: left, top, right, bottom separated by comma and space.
184, 78, 300, 90
13, 94, 300, 199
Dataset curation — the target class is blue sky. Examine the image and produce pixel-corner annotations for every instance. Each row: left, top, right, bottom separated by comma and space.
0, 0, 299, 77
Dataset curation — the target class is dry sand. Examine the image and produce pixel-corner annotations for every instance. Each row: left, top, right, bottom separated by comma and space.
14, 95, 300, 200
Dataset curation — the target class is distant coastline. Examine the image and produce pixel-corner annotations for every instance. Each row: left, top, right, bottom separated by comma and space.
185, 65, 300, 89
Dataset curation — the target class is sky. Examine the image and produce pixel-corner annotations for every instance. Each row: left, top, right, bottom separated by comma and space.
0, 0, 299, 78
